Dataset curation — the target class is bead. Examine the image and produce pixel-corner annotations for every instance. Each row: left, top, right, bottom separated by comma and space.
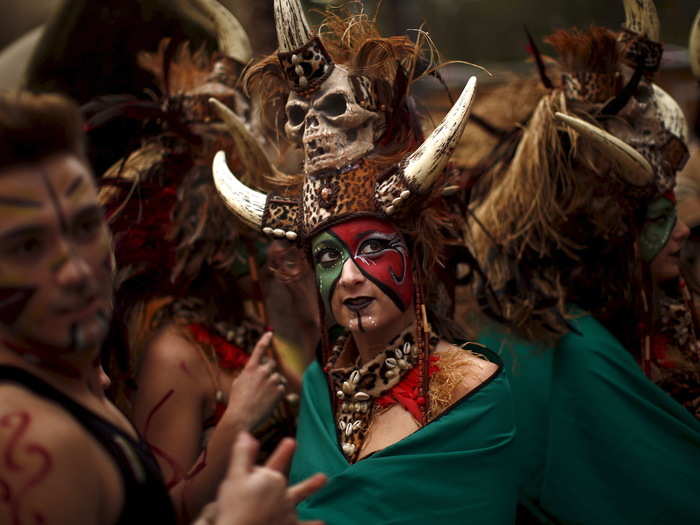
262, 227, 273, 235
400, 190, 411, 199
353, 392, 369, 401
385, 357, 397, 368
295, 65, 304, 76
336, 390, 344, 399
285, 231, 298, 241
350, 370, 361, 384
291, 54, 301, 64
272, 228, 285, 237
385, 205, 395, 215
392, 197, 402, 206
299, 76, 309, 88
342, 381, 354, 395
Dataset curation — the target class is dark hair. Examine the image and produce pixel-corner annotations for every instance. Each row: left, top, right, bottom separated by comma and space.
0, 91, 87, 171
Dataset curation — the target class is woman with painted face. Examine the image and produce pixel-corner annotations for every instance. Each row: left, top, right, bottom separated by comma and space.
468, 6, 700, 523
91, 4, 310, 521
642, 193, 700, 418
210, 3, 518, 523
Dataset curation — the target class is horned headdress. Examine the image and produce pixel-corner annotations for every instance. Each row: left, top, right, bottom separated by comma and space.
471, 0, 690, 343
210, 0, 477, 245
551, 0, 688, 192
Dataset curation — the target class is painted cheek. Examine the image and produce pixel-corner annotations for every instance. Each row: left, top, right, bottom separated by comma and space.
642, 214, 677, 263
353, 250, 413, 310
0, 287, 37, 325
316, 253, 347, 316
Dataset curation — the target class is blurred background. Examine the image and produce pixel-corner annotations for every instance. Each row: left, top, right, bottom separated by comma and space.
0, 0, 697, 165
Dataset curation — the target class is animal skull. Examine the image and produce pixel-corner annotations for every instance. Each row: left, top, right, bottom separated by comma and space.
284, 65, 385, 174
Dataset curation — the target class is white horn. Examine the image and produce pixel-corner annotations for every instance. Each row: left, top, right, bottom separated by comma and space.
274, 0, 314, 52
402, 76, 477, 194
554, 112, 654, 187
690, 8, 700, 78
212, 150, 266, 230
622, 0, 660, 42
652, 84, 688, 143
191, 0, 252, 64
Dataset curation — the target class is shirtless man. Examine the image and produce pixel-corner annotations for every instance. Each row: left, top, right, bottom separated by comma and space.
0, 91, 325, 525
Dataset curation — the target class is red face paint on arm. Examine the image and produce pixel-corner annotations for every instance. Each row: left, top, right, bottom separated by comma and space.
0, 411, 52, 525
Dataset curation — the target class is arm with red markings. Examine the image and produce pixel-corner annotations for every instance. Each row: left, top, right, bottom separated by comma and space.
132, 328, 285, 523
0, 392, 119, 525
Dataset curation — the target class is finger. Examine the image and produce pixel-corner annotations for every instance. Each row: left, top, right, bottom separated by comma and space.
247, 331, 273, 367
262, 361, 277, 376
264, 437, 296, 472
230, 431, 259, 477
288, 473, 327, 505
267, 373, 288, 395
268, 372, 283, 384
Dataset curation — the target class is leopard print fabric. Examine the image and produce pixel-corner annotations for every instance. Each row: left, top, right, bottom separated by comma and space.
278, 37, 334, 93
563, 72, 622, 103
262, 193, 301, 236
302, 161, 382, 237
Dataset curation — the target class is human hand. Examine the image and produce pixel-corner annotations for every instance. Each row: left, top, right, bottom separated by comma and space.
223, 332, 285, 430
213, 432, 326, 525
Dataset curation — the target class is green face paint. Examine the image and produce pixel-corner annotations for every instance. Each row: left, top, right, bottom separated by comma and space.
312, 231, 350, 315
640, 195, 677, 263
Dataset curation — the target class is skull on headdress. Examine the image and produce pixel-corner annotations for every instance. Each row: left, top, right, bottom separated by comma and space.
284, 66, 386, 174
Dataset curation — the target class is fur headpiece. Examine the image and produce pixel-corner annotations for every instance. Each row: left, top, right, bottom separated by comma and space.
211, 0, 478, 252
471, 0, 689, 342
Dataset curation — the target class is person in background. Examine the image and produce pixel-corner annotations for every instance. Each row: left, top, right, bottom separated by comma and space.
0, 89, 325, 525
469, 3, 700, 523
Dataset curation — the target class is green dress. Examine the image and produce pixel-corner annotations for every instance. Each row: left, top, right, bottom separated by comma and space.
479, 313, 700, 524
290, 348, 518, 524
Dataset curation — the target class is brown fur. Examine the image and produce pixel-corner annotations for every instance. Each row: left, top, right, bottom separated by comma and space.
244, 6, 429, 160
545, 27, 621, 75
138, 39, 217, 95
468, 27, 649, 344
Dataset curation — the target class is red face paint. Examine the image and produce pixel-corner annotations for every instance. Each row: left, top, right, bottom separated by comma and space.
0, 411, 52, 524
328, 218, 413, 311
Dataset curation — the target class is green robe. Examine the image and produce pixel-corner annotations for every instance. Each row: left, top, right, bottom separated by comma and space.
290, 348, 518, 525
479, 313, 700, 524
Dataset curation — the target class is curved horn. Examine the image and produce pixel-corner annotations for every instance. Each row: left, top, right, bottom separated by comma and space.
622, 0, 660, 42
652, 84, 688, 143
554, 112, 653, 187
191, 0, 252, 64
274, 0, 314, 52
212, 150, 266, 230
208, 98, 297, 188
690, 8, 700, 78
402, 76, 477, 194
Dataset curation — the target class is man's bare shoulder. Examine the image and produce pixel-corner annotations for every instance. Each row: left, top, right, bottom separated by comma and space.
0, 385, 120, 525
